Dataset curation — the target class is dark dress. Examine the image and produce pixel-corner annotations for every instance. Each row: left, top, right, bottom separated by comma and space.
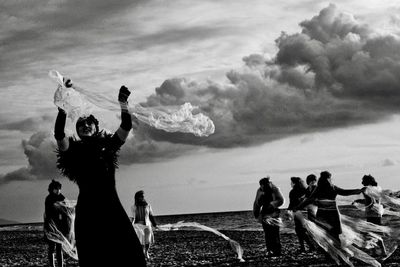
306, 185, 360, 241
57, 132, 146, 266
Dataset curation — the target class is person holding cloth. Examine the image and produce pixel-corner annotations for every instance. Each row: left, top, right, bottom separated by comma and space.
54, 79, 145, 266
253, 176, 285, 257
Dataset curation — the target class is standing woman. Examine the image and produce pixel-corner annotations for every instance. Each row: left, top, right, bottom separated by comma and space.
54, 80, 146, 266
288, 177, 314, 253
353, 174, 387, 256
131, 190, 157, 259
296, 171, 363, 243
305, 174, 318, 222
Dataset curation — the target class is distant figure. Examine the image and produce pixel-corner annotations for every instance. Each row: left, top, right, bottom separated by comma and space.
305, 174, 318, 222
353, 174, 387, 256
288, 177, 314, 253
296, 171, 363, 243
253, 177, 285, 257
131, 190, 157, 259
54, 80, 146, 266
44, 180, 67, 267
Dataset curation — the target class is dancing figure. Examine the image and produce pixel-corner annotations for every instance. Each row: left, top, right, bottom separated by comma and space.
253, 177, 285, 257
54, 80, 146, 266
353, 174, 387, 256
296, 171, 362, 243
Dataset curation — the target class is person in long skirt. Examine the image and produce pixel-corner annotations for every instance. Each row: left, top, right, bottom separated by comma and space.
54, 79, 146, 266
296, 171, 363, 243
131, 190, 157, 259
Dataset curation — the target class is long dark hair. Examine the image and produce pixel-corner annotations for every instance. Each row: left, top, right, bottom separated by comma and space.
291, 177, 306, 191
362, 174, 378, 186
134, 190, 148, 206
317, 171, 334, 189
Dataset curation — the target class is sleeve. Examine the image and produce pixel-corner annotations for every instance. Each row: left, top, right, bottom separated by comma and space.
131, 205, 136, 223
108, 133, 125, 153
253, 188, 263, 218
270, 186, 284, 208
115, 101, 133, 142
335, 186, 362, 196
54, 108, 69, 151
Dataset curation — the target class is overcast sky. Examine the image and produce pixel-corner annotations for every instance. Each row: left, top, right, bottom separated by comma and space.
2, 0, 400, 223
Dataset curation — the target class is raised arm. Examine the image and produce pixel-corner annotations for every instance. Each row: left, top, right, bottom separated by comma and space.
335, 186, 362, 196
54, 108, 70, 151
54, 78, 73, 151
115, 85, 133, 142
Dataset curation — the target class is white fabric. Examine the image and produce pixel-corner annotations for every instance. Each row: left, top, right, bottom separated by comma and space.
131, 204, 155, 245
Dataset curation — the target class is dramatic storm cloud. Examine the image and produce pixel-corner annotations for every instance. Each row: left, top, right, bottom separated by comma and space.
2, 4, 400, 184
136, 5, 399, 147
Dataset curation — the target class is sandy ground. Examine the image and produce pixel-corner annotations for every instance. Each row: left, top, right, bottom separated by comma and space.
1, 227, 399, 267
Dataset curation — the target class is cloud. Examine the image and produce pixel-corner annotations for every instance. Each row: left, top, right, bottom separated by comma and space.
382, 158, 396, 167
4, 4, 400, 184
0, 131, 59, 184
0, 115, 53, 132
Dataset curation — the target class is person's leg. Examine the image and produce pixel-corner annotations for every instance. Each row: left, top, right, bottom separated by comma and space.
270, 224, 281, 256
47, 241, 56, 267
263, 222, 281, 256
294, 218, 305, 252
144, 244, 150, 259
143, 227, 151, 259
55, 243, 63, 267
262, 222, 272, 254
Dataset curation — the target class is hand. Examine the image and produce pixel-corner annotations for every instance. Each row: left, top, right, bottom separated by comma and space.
63, 77, 73, 88
118, 85, 131, 103
361, 186, 367, 193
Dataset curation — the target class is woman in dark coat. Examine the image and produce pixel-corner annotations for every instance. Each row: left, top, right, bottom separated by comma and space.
296, 171, 362, 242
288, 177, 314, 252
44, 180, 67, 267
54, 80, 145, 266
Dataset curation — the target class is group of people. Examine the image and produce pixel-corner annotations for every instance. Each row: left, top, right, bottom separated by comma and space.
44, 181, 156, 267
45, 81, 152, 266
44, 78, 388, 266
253, 171, 387, 260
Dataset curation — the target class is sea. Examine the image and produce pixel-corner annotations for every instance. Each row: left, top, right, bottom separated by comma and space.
0, 210, 282, 232
0, 206, 375, 234
155, 210, 262, 231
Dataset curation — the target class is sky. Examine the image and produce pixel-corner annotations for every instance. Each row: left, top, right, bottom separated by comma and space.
2, 0, 400, 223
